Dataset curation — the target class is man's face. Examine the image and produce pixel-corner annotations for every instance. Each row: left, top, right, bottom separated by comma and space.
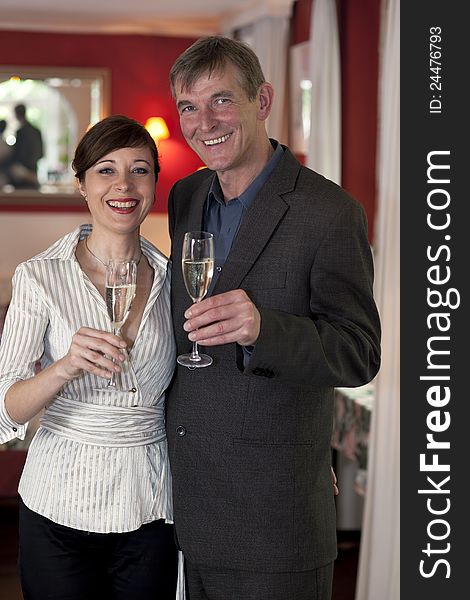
175, 63, 267, 175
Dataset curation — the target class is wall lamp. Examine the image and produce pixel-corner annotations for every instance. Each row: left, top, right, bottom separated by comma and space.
145, 116, 170, 142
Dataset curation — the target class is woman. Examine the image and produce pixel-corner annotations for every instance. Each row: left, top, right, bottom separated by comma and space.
0, 115, 180, 599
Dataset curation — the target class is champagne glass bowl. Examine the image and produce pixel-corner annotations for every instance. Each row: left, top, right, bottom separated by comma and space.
102, 258, 137, 388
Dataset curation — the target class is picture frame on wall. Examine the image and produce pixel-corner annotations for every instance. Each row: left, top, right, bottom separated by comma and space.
0, 66, 110, 207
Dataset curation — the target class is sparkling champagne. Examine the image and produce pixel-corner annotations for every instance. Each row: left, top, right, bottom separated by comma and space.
105, 284, 136, 330
182, 258, 214, 302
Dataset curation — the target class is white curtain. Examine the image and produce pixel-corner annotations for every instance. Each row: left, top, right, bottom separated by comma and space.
306, 0, 341, 184
355, 0, 400, 598
235, 15, 290, 143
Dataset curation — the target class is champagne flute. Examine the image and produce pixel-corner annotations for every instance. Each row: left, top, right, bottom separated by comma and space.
104, 259, 137, 388
177, 231, 214, 368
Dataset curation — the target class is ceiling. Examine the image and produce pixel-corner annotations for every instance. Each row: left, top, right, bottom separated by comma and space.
0, 0, 294, 37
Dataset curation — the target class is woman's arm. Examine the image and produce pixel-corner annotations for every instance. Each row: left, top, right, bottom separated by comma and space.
0, 265, 126, 434
5, 327, 127, 425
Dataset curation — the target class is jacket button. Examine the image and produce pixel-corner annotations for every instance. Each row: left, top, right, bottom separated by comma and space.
130, 387, 137, 393
176, 426, 187, 437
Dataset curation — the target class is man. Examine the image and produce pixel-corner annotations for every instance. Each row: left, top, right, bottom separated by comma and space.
166, 36, 381, 600
0, 119, 13, 186
9, 103, 44, 189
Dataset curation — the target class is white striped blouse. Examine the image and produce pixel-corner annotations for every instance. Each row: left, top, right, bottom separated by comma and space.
0, 224, 177, 534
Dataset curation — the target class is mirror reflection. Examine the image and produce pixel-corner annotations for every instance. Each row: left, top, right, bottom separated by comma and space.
0, 67, 110, 195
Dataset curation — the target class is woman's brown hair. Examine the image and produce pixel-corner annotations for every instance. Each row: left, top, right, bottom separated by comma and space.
72, 115, 160, 183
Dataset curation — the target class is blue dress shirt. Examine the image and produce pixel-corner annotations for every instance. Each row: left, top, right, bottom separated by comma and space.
203, 140, 284, 293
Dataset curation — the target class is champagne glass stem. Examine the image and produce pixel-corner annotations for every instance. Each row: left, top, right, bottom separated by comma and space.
189, 299, 202, 363
190, 339, 201, 362
108, 373, 117, 387
107, 327, 120, 387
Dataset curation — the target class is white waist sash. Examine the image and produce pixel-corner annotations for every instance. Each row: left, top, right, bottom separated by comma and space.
40, 395, 166, 447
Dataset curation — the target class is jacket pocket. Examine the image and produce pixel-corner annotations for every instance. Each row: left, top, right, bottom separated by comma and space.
242, 269, 287, 290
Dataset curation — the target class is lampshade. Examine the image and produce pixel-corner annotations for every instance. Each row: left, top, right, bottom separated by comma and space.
145, 117, 170, 141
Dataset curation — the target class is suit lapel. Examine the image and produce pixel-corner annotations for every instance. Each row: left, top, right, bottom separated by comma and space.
212, 148, 301, 294
187, 172, 214, 233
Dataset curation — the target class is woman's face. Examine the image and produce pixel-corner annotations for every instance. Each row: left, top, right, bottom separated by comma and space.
78, 146, 156, 235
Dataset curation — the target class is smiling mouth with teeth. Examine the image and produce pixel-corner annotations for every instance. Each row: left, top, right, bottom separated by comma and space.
107, 200, 138, 209
203, 133, 231, 146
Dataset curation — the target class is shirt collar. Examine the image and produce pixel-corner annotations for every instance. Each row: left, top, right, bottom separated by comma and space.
207, 139, 284, 209
28, 224, 169, 273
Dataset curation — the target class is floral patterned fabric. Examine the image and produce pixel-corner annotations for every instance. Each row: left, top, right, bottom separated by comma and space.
332, 383, 374, 494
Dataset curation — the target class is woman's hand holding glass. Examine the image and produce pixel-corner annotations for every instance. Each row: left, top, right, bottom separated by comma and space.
58, 327, 127, 383
58, 259, 137, 386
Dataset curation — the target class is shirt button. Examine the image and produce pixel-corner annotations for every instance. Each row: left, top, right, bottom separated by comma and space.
176, 426, 187, 437
216, 266, 222, 272
12, 427, 17, 432
130, 387, 137, 393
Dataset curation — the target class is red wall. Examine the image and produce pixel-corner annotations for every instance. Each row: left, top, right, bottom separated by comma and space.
0, 30, 203, 213
0, 10, 380, 238
339, 0, 380, 242
291, 0, 380, 242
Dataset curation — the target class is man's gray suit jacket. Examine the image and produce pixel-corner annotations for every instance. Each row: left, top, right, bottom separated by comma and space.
166, 146, 381, 573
